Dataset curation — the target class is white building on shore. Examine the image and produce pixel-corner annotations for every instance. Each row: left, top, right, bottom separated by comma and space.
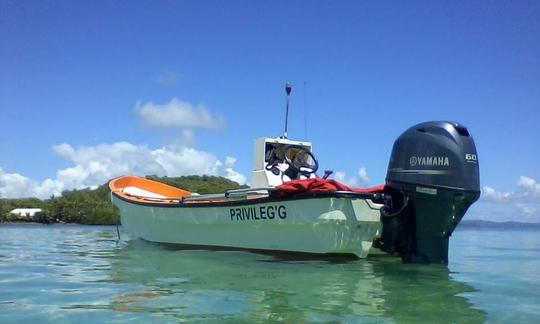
9, 208, 43, 219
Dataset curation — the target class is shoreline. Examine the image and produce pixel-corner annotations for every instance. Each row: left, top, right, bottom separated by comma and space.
0, 222, 117, 226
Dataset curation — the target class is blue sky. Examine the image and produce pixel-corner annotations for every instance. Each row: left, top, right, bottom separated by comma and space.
1, 1, 539, 221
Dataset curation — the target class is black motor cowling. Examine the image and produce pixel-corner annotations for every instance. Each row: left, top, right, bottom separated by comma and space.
377, 121, 480, 264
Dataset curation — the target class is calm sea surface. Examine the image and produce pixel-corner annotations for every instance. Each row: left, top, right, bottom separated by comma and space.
0, 224, 539, 323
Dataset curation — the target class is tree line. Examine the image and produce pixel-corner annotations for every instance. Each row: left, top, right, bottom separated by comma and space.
0, 175, 246, 225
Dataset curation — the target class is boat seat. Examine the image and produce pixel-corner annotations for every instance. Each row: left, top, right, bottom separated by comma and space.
123, 186, 166, 199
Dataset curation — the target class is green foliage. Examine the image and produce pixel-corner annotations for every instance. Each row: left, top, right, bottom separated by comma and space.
33, 211, 50, 224
43, 184, 120, 225
1, 175, 245, 225
0, 198, 46, 223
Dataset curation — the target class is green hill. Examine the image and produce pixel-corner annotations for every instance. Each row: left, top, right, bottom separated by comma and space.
146, 175, 247, 194
0, 175, 246, 225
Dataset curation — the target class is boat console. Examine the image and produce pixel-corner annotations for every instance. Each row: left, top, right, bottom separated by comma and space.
251, 137, 317, 188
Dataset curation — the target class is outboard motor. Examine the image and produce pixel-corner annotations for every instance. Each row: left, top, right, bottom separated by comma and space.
377, 121, 480, 264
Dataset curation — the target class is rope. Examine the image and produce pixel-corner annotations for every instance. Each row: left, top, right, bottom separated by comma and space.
111, 190, 121, 243
382, 191, 410, 218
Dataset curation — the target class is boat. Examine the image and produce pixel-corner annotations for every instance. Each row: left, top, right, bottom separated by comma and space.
110, 84, 480, 264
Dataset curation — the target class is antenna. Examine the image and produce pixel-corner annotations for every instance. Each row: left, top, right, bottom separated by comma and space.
283, 82, 292, 138
303, 81, 307, 138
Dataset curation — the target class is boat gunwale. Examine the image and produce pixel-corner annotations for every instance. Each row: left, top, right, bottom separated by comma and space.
111, 189, 382, 208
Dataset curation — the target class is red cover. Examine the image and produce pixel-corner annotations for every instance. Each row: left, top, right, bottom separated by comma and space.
272, 178, 386, 198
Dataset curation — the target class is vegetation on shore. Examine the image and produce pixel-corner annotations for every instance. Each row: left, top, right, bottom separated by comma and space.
0, 175, 246, 225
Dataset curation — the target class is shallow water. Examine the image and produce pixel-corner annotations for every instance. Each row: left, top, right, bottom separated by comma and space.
0, 224, 538, 323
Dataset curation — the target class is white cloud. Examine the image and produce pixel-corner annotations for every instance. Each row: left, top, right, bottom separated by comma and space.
334, 171, 345, 182
482, 176, 540, 203
333, 166, 370, 187
135, 98, 225, 129
225, 156, 237, 168
474, 176, 540, 222
225, 169, 246, 185
517, 176, 540, 199
0, 142, 246, 199
223, 157, 246, 185
334, 171, 355, 186
53, 143, 75, 160
516, 203, 538, 217
482, 185, 512, 203
358, 167, 370, 184
33, 179, 64, 199
1, 96, 239, 199
0, 168, 35, 198
0, 168, 64, 199
152, 146, 221, 176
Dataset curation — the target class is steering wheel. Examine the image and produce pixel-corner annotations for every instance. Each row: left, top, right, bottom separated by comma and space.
284, 147, 319, 179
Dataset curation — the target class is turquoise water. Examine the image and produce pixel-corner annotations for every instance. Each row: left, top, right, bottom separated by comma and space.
0, 224, 539, 323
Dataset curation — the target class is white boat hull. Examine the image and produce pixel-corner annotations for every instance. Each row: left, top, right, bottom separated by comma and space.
113, 195, 382, 258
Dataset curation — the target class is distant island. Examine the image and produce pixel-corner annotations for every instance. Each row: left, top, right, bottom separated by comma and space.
458, 219, 540, 230
0, 175, 246, 225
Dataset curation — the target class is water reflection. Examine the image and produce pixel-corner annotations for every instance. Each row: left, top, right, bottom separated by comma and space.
0, 225, 487, 322
108, 239, 487, 323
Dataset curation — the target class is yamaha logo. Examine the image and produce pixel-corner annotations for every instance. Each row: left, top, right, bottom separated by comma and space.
409, 156, 450, 167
